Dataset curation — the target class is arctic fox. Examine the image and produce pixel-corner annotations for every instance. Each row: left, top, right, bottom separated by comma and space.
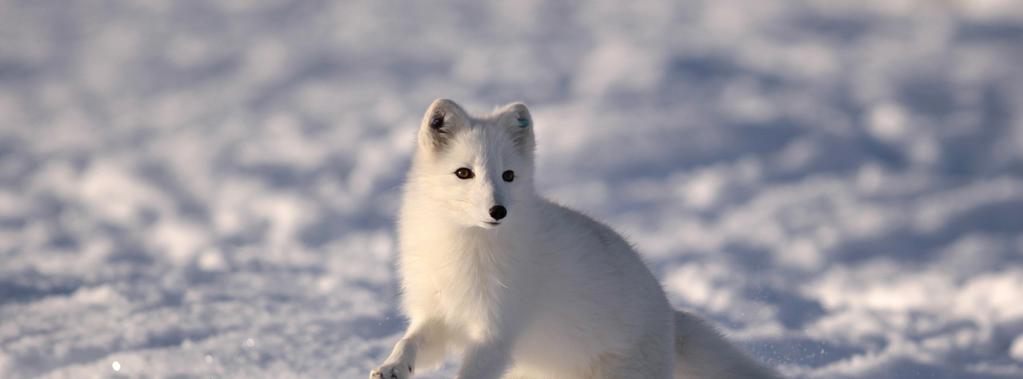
370, 99, 780, 379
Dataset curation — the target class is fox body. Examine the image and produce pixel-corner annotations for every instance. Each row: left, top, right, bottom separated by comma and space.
371, 99, 779, 379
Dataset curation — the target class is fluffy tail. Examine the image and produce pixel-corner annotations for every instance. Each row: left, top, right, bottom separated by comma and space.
673, 310, 782, 379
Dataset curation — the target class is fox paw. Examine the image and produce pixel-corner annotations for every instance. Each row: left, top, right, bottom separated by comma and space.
369, 362, 413, 379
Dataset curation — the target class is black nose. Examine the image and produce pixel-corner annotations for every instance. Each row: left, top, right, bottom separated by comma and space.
489, 205, 507, 220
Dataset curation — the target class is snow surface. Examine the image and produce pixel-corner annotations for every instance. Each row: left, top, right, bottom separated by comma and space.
2, 0, 1023, 378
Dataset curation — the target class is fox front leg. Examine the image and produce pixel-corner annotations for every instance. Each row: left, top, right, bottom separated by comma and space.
370, 337, 415, 379
455, 338, 513, 379
370, 319, 447, 379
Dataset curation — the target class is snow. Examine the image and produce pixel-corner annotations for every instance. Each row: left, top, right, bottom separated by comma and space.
1, 0, 1022, 378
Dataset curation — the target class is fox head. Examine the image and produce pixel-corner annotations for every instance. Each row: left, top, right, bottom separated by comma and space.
405, 98, 537, 230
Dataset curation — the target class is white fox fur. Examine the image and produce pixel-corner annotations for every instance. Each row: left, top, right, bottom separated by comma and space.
370, 99, 780, 379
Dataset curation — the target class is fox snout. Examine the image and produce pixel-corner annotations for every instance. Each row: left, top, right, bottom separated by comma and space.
489, 205, 507, 221
482, 185, 508, 226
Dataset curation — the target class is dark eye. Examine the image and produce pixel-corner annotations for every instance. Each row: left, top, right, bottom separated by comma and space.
454, 168, 474, 179
429, 113, 444, 129
502, 170, 515, 182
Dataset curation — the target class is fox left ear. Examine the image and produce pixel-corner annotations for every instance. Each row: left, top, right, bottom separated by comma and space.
419, 98, 469, 153
498, 102, 535, 154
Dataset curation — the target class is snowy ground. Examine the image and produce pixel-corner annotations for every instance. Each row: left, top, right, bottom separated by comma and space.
2, 0, 1023, 378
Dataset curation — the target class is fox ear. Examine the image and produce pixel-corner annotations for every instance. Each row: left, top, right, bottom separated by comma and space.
498, 102, 535, 154
419, 98, 469, 152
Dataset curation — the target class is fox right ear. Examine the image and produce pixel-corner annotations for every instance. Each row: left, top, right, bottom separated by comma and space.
419, 98, 468, 152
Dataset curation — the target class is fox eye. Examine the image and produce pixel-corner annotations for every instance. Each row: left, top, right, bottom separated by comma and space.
502, 170, 515, 182
454, 168, 474, 179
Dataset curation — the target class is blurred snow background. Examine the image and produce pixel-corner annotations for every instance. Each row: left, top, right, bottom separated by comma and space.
2, 0, 1023, 378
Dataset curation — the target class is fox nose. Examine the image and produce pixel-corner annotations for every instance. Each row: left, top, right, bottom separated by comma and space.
489, 205, 507, 221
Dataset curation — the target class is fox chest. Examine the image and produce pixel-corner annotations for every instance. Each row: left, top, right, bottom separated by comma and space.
400, 244, 523, 333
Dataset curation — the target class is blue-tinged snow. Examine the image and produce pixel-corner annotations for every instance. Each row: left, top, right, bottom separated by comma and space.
1, 0, 1023, 378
